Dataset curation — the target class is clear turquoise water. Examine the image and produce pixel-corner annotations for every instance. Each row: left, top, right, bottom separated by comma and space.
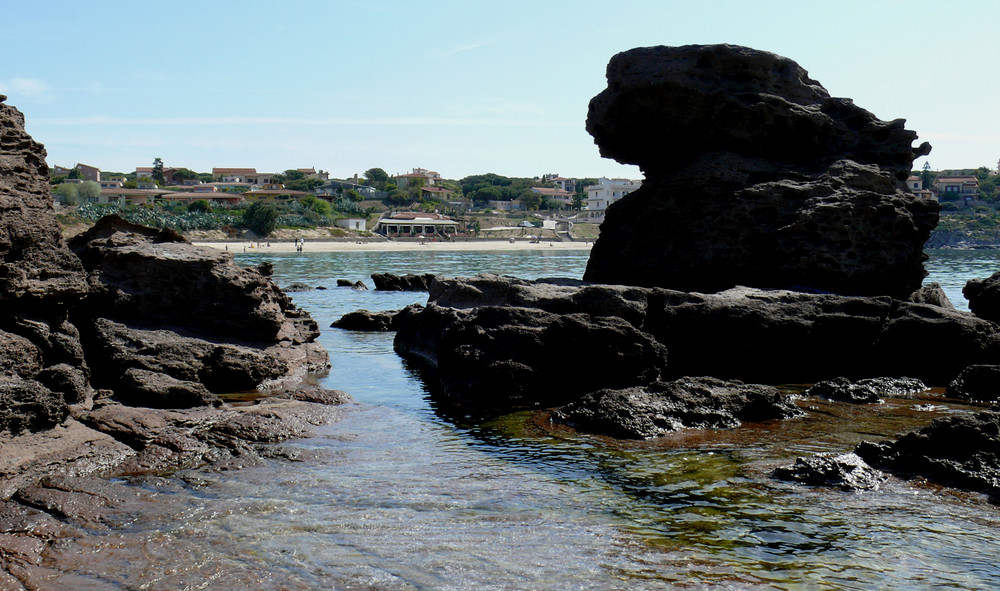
56, 248, 1000, 589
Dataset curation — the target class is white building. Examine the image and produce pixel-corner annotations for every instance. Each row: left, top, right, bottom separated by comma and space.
582, 177, 642, 223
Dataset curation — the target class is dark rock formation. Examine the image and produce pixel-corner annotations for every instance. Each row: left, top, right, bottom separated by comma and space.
773, 453, 887, 491
856, 411, 1000, 500
908, 282, 954, 309
963, 272, 1000, 323
946, 365, 1000, 403
284, 282, 315, 292
395, 298, 667, 414
552, 376, 801, 439
583, 44, 937, 299
371, 272, 436, 291
337, 279, 368, 290
0, 96, 349, 514
332, 308, 407, 331
395, 275, 1000, 413
805, 377, 928, 404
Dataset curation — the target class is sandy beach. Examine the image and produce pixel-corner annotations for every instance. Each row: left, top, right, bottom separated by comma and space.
193, 239, 594, 253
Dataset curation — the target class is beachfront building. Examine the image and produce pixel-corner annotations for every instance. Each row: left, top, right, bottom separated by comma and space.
336, 218, 367, 231
373, 212, 460, 238
582, 177, 642, 223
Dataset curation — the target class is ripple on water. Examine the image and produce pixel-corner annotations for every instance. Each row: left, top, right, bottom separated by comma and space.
42, 249, 1000, 589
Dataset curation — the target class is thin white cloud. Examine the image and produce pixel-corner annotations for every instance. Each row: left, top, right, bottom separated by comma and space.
0, 78, 54, 102
32, 115, 575, 128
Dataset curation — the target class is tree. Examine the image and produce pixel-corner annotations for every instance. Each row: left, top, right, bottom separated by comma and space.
346, 189, 362, 202
77, 181, 101, 202
572, 193, 585, 211
188, 199, 212, 213
67, 167, 82, 180
54, 183, 78, 205
921, 161, 934, 190
364, 167, 389, 186
243, 201, 279, 236
152, 158, 164, 183
172, 168, 200, 183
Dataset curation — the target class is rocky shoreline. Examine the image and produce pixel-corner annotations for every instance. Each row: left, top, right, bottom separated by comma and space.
0, 94, 352, 584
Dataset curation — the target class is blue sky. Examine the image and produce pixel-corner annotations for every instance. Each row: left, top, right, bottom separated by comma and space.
3, 0, 996, 180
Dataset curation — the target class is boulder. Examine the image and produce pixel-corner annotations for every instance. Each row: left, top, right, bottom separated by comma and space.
855, 410, 1000, 500
772, 453, 887, 492
805, 377, 928, 404
394, 300, 668, 414
963, 272, 1000, 323
394, 274, 1000, 415
552, 376, 801, 439
908, 282, 955, 309
331, 308, 405, 332
371, 272, 436, 291
583, 45, 937, 298
946, 365, 1000, 403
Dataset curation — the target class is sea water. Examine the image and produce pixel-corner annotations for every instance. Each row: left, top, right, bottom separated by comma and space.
46, 248, 1000, 589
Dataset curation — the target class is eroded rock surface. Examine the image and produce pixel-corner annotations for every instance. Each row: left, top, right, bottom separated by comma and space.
583, 44, 937, 298
371, 272, 436, 291
0, 96, 349, 532
395, 275, 999, 417
856, 411, 1000, 500
552, 376, 801, 439
773, 453, 887, 492
805, 377, 928, 404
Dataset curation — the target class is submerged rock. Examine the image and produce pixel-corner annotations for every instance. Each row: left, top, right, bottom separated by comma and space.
584, 44, 936, 298
805, 377, 928, 404
552, 376, 801, 439
946, 365, 1000, 403
773, 453, 887, 492
855, 410, 1000, 500
371, 272, 436, 291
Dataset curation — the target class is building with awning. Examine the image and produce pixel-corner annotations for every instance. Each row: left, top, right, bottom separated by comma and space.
373, 212, 460, 237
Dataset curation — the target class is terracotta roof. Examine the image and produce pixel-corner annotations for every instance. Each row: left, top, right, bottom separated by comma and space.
384, 212, 452, 220
213, 167, 257, 174
247, 189, 313, 196
421, 186, 452, 193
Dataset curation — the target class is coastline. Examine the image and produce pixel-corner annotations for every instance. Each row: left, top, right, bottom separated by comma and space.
193, 239, 595, 253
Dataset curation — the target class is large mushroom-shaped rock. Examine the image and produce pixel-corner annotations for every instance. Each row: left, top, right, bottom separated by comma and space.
583, 44, 938, 299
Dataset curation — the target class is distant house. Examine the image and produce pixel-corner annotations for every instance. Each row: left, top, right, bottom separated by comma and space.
316, 179, 376, 197
421, 186, 453, 200
530, 186, 575, 208
242, 188, 313, 201
75, 163, 101, 182
582, 177, 642, 223
212, 167, 274, 186
336, 218, 367, 231
488, 199, 523, 211
135, 167, 154, 180
98, 188, 168, 206
50, 165, 73, 178
158, 190, 243, 206
906, 175, 922, 192
393, 168, 441, 188
374, 211, 460, 237
543, 173, 576, 194
297, 167, 330, 181
932, 175, 979, 202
